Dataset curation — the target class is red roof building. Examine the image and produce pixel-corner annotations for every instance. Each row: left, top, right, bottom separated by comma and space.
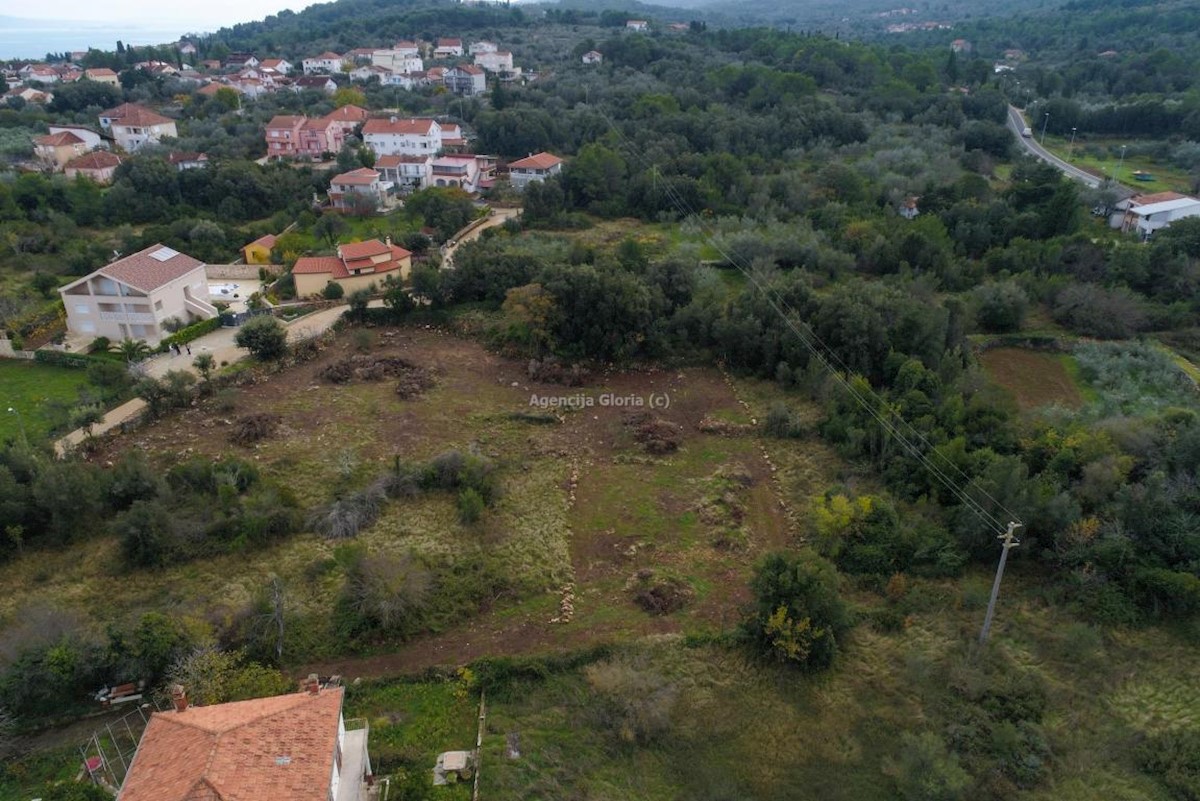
292, 238, 412, 296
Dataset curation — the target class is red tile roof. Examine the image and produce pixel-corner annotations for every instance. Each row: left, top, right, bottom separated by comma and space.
362, 117, 437, 136
374, 154, 430, 168
314, 51, 342, 60
85, 68, 118, 78
437, 38, 463, 46
248, 234, 277, 249
168, 151, 207, 165
90, 243, 204, 292
339, 239, 390, 260
35, 131, 85, 147
1130, 191, 1185, 206
292, 256, 345, 275
64, 151, 122, 170
294, 239, 412, 280
267, 115, 306, 129
119, 688, 343, 801
452, 64, 484, 75
323, 104, 369, 124
331, 168, 381, 186
509, 152, 563, 170
101, 102, 174, 127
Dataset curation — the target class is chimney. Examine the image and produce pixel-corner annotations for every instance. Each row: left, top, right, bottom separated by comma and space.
171, 684, 188, 712
385, 235, 392, 248
301, 674, 321, 695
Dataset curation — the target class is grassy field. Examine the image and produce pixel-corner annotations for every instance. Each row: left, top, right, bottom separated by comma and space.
0, 360, 90, 442
1039, 134, 1193, 195
977, 347, 1085, 412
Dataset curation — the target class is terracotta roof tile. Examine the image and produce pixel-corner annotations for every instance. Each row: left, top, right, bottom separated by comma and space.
331, 168, 381, 186
101, 102, 174, 127
362, 117, 438, 136
65, 151, 122, 170
35, 131, 85, 147
92, 243, 204, 292
509, 152, 563, 170
119, 688, 343, 801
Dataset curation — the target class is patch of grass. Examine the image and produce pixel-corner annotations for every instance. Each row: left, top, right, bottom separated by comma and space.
1040, 134, 1192, 194
978, 347, 1085, 412
0, 360, 90, 442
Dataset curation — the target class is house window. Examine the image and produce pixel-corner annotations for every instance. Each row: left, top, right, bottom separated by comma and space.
74, 305, 89, 314
155, 300, 163, 311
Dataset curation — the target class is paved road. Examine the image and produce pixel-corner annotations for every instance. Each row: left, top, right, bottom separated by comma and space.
440, 206, 522, 269
1006, 106, 1104, 189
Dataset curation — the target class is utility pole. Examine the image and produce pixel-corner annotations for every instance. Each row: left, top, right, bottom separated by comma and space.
979, 522, 1021, 646
1115, 145, 1128, 184
1068, 127, 1077, 158
1039, 112, 1050, 146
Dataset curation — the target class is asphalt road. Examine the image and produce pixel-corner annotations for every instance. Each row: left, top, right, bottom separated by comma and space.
1006, 106, 1104, 189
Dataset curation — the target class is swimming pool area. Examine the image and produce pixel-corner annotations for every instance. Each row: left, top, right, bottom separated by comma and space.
209, 282, 242, 297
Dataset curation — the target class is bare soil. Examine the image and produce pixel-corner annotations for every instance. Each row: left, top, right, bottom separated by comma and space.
978, 347, 1084, 411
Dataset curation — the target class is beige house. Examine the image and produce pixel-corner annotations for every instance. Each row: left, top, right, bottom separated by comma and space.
98, 102, 178, 153
59, 244, 217, 344
328, 167, 393, 213
83, 68, 120, 86
34, 131, 90, 169
292, 238, 412, 297
63, 150, 122, 184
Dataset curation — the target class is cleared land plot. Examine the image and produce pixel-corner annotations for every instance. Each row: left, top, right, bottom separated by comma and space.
0, 359, 89, 441
979, 347, 1084, 411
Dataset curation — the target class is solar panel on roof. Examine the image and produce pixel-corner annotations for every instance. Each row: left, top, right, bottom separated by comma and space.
150, 247, 179, 262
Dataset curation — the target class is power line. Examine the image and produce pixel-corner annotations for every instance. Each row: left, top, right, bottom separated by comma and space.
593, 107, 1023, 535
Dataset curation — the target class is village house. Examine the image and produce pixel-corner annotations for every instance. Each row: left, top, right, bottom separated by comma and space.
48, 124, 104, 150
371, 48, 424, 74
176, 41, 198, 56
508, 151, 563, 191
83, 68, 120, 86
34, 131, 91, 169
351, 64, 392, 82
899, 196, 920, 219
242, 233, 278, 264
98, 103, 178, 152
375, 154, 432, 194
626, 19, 649, 31
362, 116, 442, 156
582, 50, 603, 65
443, 64, 486, 96
440, 123, 466, 149
260, 58, 293, 75
469, 40, 498, 55
392, 41, 421, 57
434, 38, 464, 58
345, 47, 377, 63
474, 50, 513, 73
117, 679, 371, 801
200, 59, 222, 71
303, 51, 344, 74
225, 52, 260, 69
25, 66, 60, 84
384, 71, 431, 90
59, 244, 216, 344
328, 167, 394, 213
4, 87, 53, 104
293, 238, 412, 296
63, 150, 122, 184
294, 75, 339, 94
265, 114, 306, 158
1117, 192, 1200, 239
168, 151, 209, 171
431, 154, 490, 193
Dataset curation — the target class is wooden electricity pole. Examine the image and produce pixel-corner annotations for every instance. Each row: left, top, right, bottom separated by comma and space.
979, 522, 1022, 646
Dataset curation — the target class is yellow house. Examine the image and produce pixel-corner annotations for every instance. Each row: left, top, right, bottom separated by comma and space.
292, 238, 413, 297
242, 234, 277, 265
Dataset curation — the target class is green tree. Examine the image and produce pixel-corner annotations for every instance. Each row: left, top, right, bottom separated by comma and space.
322, 280, 345, 300
746, 552, 848, 670
113, 338, 152, 362
885, 731, 971, 801
235, 315, 288, 361
314, 213, 349, 247
193, 353, 215, 383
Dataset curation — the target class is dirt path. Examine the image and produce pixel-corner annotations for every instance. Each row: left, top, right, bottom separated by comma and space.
440, 207, 521, 269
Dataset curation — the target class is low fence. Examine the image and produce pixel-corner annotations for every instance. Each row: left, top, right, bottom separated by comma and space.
222, 308, 274, 327
206, 264, 284, 280
0, 338, 35, 360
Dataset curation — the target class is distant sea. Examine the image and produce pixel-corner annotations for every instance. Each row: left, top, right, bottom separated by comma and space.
0, 19, 205, 60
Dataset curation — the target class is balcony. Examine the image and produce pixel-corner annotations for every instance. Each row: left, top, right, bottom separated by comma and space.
99, 311, 156, 323
337, 718, 371, 801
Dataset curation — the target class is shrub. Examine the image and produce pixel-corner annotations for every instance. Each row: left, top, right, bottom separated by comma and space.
309, 482, 387, 540
746, 551, 848, 670
33, 349, 98, 370
160, 317, 222, 351
457, 488, 485, 524
585, 654, 677, 746
1136, 730, 1200, 801
764, 402, 805, 438
626, 569, 694, 615
235, 315, 288, 361
322, 281, 345, 300
885, 731, 971, 801
973, 281, 1028, 333
87, 336, 111, 354
339, 551, 433, 636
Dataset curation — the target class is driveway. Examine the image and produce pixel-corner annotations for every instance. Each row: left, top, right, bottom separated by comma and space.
440, 206, 521, 269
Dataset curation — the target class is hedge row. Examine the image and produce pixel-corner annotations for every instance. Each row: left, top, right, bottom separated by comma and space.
159, 317, 223, 352
33, 349, 108, 370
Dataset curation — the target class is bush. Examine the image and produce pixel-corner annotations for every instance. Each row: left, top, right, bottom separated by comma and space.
973, 282, 1028, 333
338, 551, 433, 637
885, 731, 971, 801
626, 569, 694, 615
322, 281, 345, 300
235, 315, 288, 361
1137, 730, 1200, 801
746, 552, 849, 670
585, 654, 677, 746
160, 316, 222, 351
33, 349, 99, 370
87, 336, 111, 355
457, 488, 485, 524
309, 481, 387, 540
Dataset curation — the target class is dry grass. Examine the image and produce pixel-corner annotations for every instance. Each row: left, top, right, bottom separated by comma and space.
978, 347, 1085, 411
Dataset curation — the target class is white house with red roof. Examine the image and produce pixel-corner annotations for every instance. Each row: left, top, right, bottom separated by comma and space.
392, 41, 420, 57
59, 244, 217, 344
328, 167, 394, 213
474, 50, 513, 73
118, 679, 370, 801
371, 48, 424, 74
362, 116, 442, 156
98, 103, 178, 153
375, 154, 432, 194
431, 154, 488, 193
443, 64, 485, 96
469, 40, 498, 56
260, 58, 293, 75
303, 51, 344, 74
582, 50, 603, 65
292, 239, 412, 296
48, 124, 104, 150
293, 75, 339, 94
434, 38, 464, 58
626, 19, 649, 31
508, 151, 564, 191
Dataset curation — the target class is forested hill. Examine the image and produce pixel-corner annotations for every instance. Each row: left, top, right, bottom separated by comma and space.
200, 0, 528, 57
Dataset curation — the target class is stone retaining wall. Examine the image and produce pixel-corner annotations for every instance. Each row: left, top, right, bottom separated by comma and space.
206, 264, 283, 280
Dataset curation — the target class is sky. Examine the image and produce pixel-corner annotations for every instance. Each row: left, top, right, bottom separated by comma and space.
0, 0, 314, 29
